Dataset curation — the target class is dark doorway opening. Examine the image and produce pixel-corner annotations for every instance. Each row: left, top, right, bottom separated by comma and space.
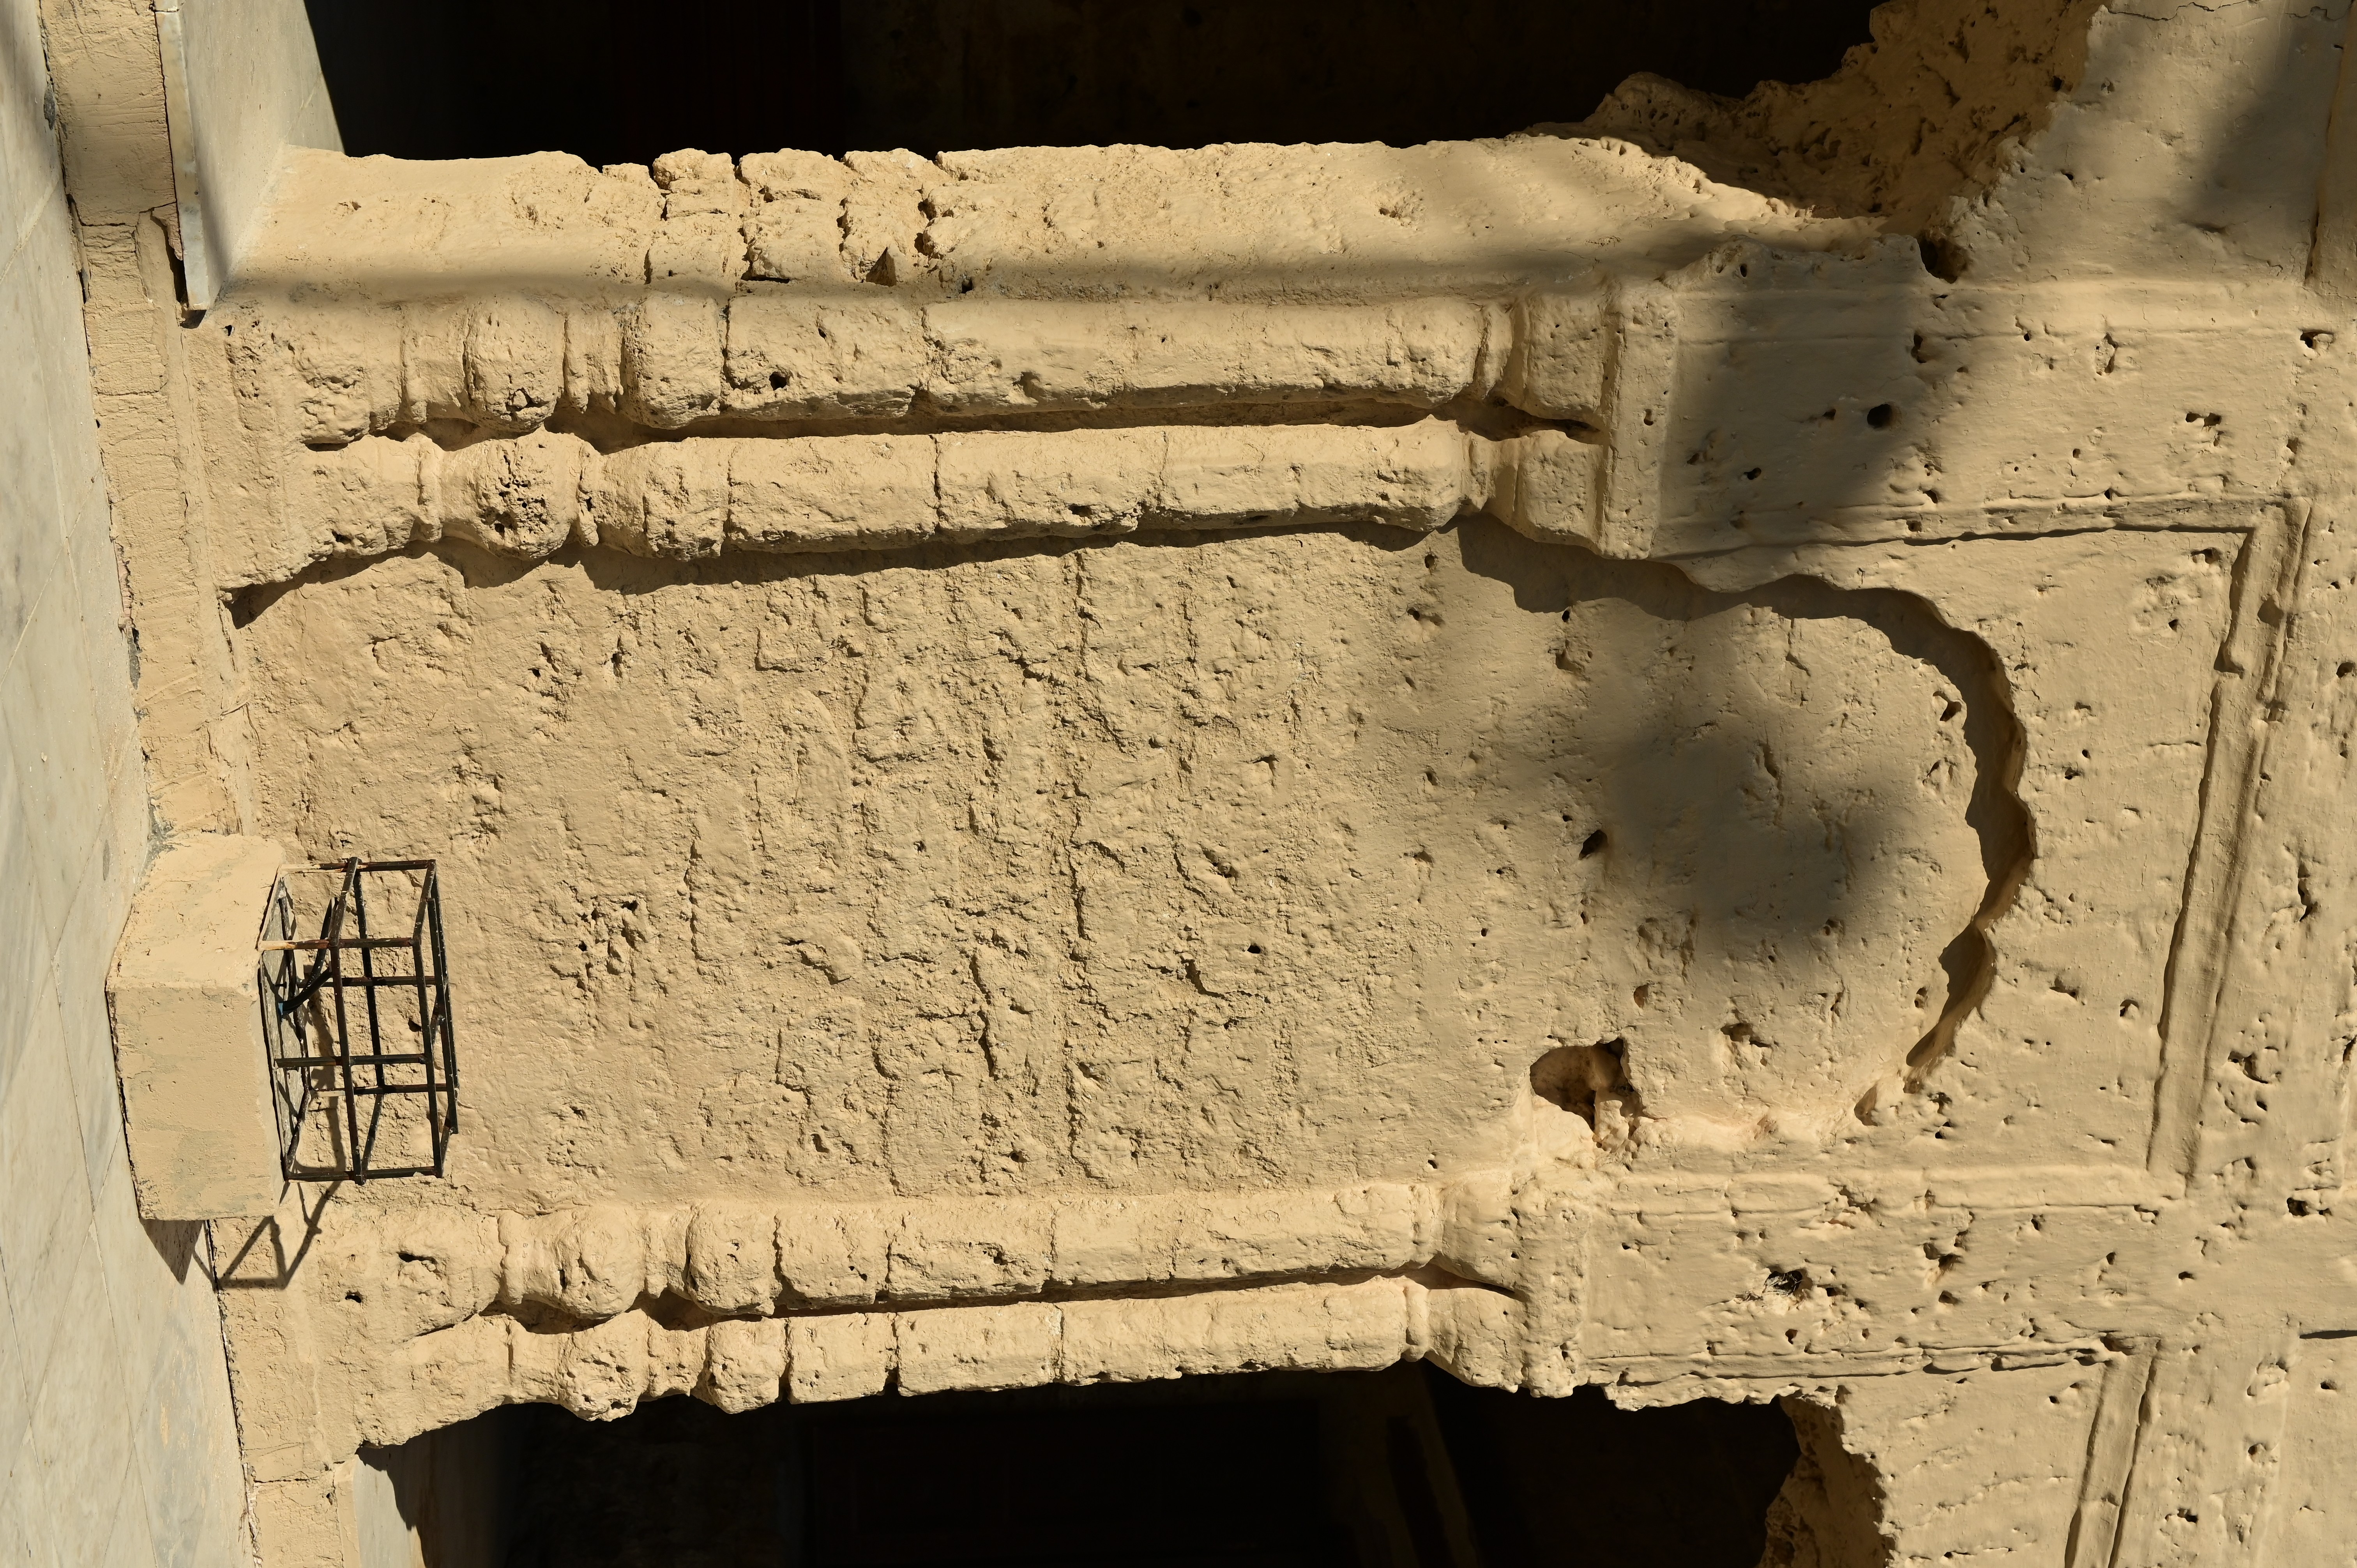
365, 1363, 1801, 1567
302, 1, 1882, 167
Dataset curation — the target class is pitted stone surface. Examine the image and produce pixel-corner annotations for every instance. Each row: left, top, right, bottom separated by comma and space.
46, 1, 2357, 1564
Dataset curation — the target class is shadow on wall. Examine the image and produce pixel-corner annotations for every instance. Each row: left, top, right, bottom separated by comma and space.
231, 509, 2019, 1171
1448, 523, 2029, 1124
1607, 237, 2038, 1104
302, 0, 1881, 166
358, 1364, 1832, 1568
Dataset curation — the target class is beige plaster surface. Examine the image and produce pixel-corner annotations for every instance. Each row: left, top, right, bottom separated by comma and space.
34, 0, 2357, 1563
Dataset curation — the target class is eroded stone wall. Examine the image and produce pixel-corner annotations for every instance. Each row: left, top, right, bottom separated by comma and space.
49, 0, 2357, 1564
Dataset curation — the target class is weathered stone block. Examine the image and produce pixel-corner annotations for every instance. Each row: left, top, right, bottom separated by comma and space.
741, 150, 855, 282
893, 1302, 1061, 1394
786, 1312, 896, 1403
462, 296, 565, 434
727, 434, 936, 551
723, 296, 922, 418
684, 1201, 780, 1315
597, 441, 729, 561
106, 835, 288, 1221
698, 1317, 788, 1412
1504, 290, 1611, 421
620, 295, 726, 427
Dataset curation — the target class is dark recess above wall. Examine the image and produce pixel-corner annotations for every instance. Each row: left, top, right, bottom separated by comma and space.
304, 0, 1881, 168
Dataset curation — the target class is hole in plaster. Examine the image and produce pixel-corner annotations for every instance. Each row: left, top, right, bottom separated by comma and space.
303, 1, 1880, 164
357, 1365, 1812, 1567
1532, 1038, 1630, 1125
1917, 235, 1965, 282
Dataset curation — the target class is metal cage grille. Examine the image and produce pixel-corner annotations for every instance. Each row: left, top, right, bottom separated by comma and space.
257, 858, 459, 1182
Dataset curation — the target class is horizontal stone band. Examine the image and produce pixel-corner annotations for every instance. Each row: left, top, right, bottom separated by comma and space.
242, 291, 1616, 442
258, 418, 1604, 582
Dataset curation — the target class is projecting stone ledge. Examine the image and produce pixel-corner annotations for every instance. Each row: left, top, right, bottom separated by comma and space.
107, 835, 289, 1220
237, 418, 1612, 585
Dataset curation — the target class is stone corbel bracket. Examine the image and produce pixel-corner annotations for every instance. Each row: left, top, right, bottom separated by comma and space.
108, 835, 289, 1220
